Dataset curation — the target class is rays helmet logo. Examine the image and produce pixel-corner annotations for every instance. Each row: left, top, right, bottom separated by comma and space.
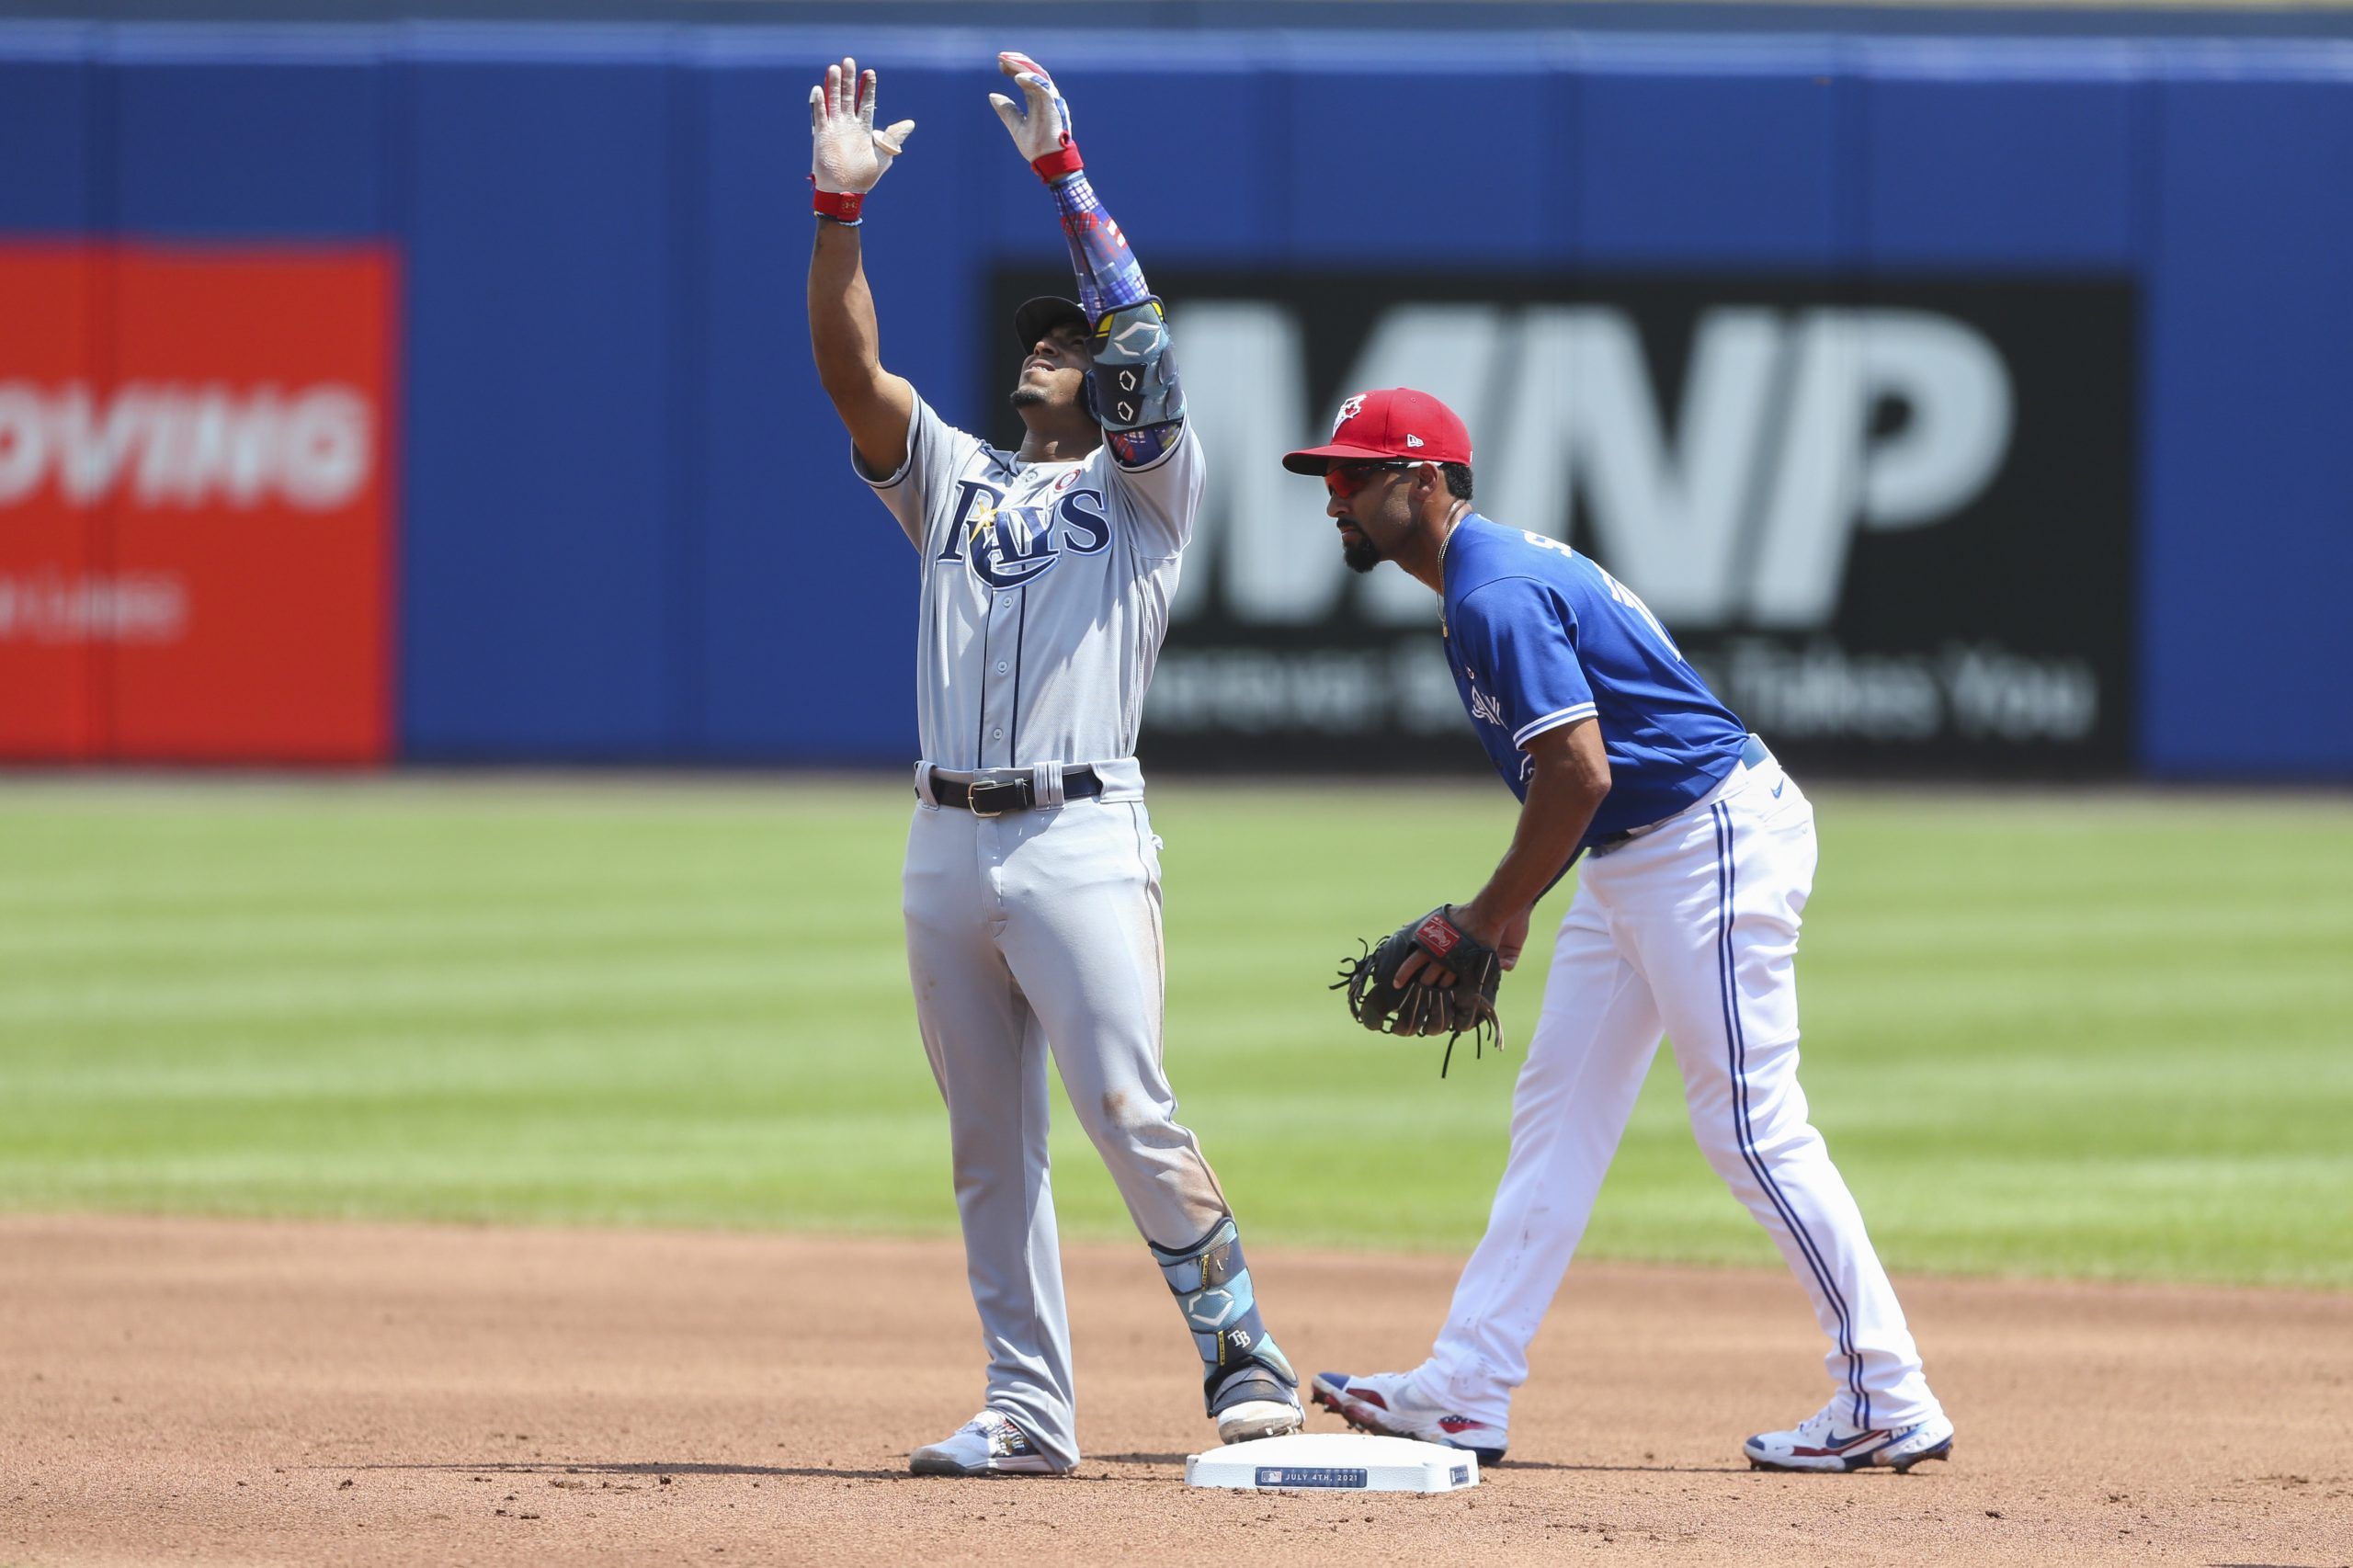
1333, 393, 1366, 434
938, 477, 1113, 588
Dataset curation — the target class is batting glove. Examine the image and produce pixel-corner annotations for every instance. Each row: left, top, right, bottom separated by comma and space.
989, 51, 1083, 181
808, 56, 915, 222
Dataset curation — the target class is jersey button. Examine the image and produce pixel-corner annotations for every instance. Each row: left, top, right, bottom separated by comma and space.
992, 728, 1004, 740
999, 597, 1014, 609
995, 661, 1007, 674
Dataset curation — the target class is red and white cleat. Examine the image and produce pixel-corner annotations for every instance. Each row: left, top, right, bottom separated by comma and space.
1310, 1369, 1507, 1465
1742, 1405, 1955, 1472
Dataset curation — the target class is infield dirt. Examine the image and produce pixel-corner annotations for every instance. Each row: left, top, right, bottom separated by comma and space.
4, 1215, 2346, 1567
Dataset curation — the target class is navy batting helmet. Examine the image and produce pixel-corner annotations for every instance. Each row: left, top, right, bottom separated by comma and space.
1012, 295, 1088, 350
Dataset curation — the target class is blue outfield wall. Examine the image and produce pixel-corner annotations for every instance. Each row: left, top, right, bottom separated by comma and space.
0, 24, 2347, 777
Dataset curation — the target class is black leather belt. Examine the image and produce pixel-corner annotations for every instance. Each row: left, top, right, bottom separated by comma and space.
927, 766, 1103, 816
1590, 734, 1773, 855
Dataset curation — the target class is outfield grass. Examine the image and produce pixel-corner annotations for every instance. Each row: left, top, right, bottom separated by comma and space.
0, 777, 2347, 1288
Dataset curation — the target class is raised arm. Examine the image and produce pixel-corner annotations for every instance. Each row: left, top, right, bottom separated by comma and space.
807, 57, 918, 475
990, 52, 1185, 468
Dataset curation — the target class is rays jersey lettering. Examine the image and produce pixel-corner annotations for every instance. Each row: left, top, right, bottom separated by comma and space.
936, 478, 1113, 588
856, 394, 1204, 772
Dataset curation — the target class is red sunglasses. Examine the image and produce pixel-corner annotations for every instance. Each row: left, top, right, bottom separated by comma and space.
1324, 460, 1421, 500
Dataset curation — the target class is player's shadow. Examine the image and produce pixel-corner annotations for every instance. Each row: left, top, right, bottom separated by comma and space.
344, 1458, 1147, 1484
339, 1460, 907, 1483
1090, 1452, 1751, 1477
1089, 1453, 1755, 1476
1506, 1460, 1755, 1475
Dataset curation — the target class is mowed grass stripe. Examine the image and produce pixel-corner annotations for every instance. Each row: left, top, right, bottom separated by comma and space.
0, 779, 2347, 1287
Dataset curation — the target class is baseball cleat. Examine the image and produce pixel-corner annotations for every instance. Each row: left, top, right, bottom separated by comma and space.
1211, 1365, 1305, 1444
908, 1410, 1066, 1477
1310, 1370, 1507, 1465
1742, 1406, 1955, 1473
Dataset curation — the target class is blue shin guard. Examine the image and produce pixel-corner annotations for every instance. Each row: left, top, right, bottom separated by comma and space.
1149, 1215, 1298, 1415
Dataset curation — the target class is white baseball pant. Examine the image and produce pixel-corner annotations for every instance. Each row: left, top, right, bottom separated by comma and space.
1412, 753, 1941, 1435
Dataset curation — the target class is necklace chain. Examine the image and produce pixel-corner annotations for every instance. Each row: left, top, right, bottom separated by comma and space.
1438, 502, 1469, 567
1436, 503, 1469, 633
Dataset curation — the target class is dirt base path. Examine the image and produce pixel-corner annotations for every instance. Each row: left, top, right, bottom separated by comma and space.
3, 1215, 2347, 1566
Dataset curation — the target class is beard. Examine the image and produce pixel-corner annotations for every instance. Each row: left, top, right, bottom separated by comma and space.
1341, 534, 1382, 574
1009, 383, 1048, 409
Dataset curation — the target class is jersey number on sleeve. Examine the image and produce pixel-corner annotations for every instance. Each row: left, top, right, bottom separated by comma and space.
1518, 530, 1688, 663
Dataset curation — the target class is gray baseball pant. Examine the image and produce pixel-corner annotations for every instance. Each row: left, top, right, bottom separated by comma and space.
902, 789, 1230, 1467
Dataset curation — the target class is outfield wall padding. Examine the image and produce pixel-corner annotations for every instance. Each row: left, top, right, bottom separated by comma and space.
0, 24, 2347, 777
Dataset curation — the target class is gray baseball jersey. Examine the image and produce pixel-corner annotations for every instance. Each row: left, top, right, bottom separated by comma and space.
862, 394, 1201, 773
858, 396, 1235, 1468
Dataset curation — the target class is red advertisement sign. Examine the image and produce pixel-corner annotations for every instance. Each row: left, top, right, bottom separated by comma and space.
0, 245, 104, 760
0, 244, 396, 763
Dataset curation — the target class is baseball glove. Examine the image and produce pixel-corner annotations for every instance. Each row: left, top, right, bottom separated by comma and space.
1333, 905, 1505, 1076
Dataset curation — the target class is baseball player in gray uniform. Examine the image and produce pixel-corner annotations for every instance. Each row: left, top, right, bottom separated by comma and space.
806, 52, 1303, 1476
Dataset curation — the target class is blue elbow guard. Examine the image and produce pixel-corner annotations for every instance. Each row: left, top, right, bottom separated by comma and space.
1087, 299, 1183, 433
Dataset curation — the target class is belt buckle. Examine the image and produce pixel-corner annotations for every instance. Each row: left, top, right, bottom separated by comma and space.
967, 778, 1026, 817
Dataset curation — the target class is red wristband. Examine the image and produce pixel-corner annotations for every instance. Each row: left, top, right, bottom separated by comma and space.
811, 183, 864, 222
1029, 138, 1084, 182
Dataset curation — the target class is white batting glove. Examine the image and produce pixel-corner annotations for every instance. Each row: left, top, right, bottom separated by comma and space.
808, 57, 915, 201
989, 51, 1081, 178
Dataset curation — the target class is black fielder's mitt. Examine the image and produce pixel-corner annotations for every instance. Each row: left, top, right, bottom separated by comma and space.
1333, 905, 1505, 1076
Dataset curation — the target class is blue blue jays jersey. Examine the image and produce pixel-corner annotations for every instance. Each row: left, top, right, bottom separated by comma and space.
1439, 516, 1750, 849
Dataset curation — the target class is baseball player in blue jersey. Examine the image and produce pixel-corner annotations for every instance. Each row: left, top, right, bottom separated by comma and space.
806, 53, 1302, 1477
1282, 389, 1954, 1473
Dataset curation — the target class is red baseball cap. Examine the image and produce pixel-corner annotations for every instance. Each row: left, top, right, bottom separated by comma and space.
1281, 387, 1474, 474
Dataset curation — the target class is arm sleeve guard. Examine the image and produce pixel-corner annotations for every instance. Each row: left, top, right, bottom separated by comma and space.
1048, 169, 1149, 322
1090, 298, 1183, 432
1046, 171, 1185, 464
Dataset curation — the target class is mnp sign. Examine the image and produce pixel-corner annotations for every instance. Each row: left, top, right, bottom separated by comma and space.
0, 244, 397, 764
993, 272, 2135, 778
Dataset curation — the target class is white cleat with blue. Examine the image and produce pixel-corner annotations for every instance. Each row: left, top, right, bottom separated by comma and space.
1211, 1363, 1305, 1445
909, 1410, 1067, 1477
1743, 1405, 1955, 1472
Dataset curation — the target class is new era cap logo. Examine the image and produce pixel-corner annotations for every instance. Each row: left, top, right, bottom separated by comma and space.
1405, 434, 1425, 448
